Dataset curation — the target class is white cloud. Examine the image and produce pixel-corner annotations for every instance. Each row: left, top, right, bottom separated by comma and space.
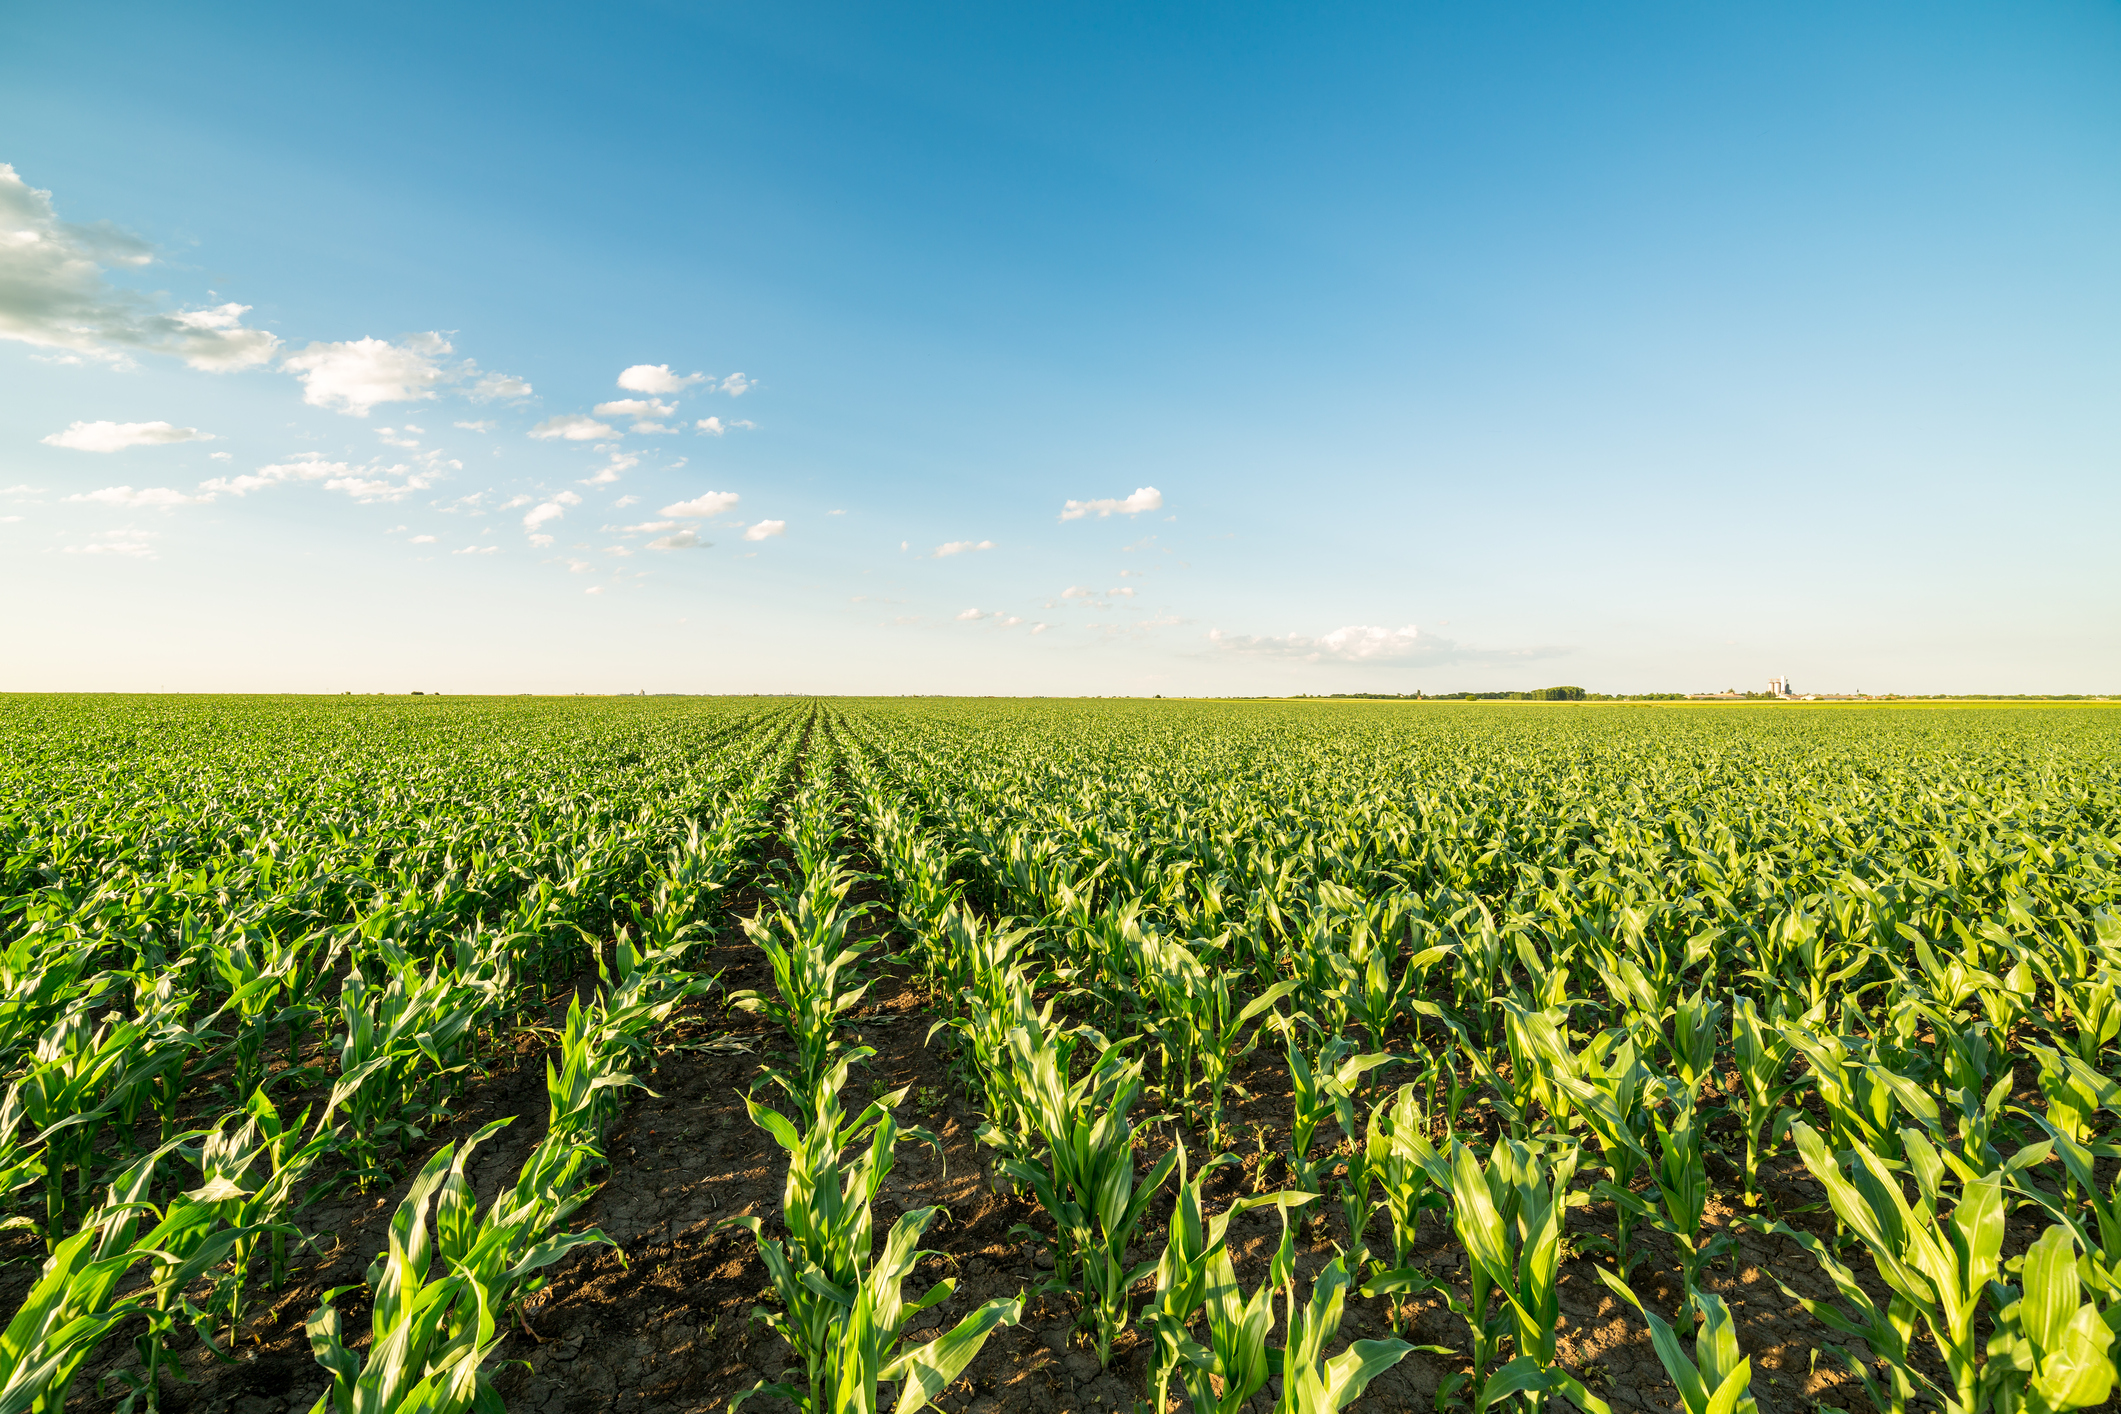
0, 165, 281, 369
42, 420, 214, 452
529, 533, 554, 547
617, 364, 706, 394
528, 413, 615, 441
828, 508, 845, 516
1111, 587, 1137, 598
660, 492, 740, 518
524, 502, 568, 531
283, 333, 451, 416
324, 468, 433, 503
464, 367, 532, 401
411, 534, 436, 544
631, 421, 674, 434
452, 545, 499, 556
718, 372, 752, 397
1060, 486, 1163, 521
0, 515, 19, 524
455, 420, 496, 433
695, 416, 757, 436
593, 399, 674, 420
957, 608, 986, 621
586, 585, 604, 594
649, 530, 706, 550
563, 558, 592, 573
619, 520, 679, 534
614, 494, 639, 508
65, 485, 208, 508
580, 452, 639, 485
377, 426, 421, 448
1, 485, 46, 496
209, 451, 231, 461
1001, 616, 1023, 627
1061, 585, 1095, 599
196, 454, 343, 497
62, 529, 159, 558
933, 539, 995, 557
743, 519, 786, 541
1031, 622, 1050, 634
499, 494, 533, 509
554, 490, 582, 506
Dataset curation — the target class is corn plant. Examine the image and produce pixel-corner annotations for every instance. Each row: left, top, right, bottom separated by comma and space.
305, 1120, 614, 1414
1593, 1272, 1757, 1414
1163, 1190, 1315, 1414
978, 1032, 1175, 1366
1981, 1224, 2116, 1414
1283, 1030, 1394, 1193
1728, 995, 1800, 1207
1596, 1088, 1730, 1302
730, 881, 876, 1101
1277, 1252, 1419, 1414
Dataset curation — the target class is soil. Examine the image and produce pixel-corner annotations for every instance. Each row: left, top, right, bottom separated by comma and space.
11, 784, 2084, 1414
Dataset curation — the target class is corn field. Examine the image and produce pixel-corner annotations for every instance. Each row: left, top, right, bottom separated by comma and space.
0, 694, 2117, 1414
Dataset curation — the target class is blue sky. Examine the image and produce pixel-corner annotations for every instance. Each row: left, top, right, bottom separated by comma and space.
3, 0, 2116, 694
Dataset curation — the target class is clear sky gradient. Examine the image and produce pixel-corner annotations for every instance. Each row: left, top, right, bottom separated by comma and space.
3, 1, 2115, 694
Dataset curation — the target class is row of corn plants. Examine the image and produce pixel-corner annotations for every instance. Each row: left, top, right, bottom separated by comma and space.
0, 696, 802, 1410
828, 699, 2121, 1414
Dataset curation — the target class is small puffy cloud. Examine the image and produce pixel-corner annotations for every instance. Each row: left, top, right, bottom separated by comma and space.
1060, 486, 1163, 521
743, 519, 786, 541
562, 558, 592, 573
619, 520, 679, 534
631, 421, 674, 434
614, 495, 639, 508
324, 467, 433, 503
1031, 622, 1050, 634
933, 539, 994, 557
1111, 587, 1137, 598
581, 452, 639, 486
197, 454, 343, 496
209, 451, 231, 461
66, 485, 209, 508
377, 426, 421, 448
528, 413, 615, 441
649, 529, 706, 550
42, 420, 214, 452
718, 372, 752, 396
0, 515, 19, 524
1000, 615, 1024, 627
528, 533, 554, 547
464, 367, 532, 401
956, 608, 986, 621
695, 416, 757, 436
2, 485, 46, 496
660, 491, 740, 518
455, 420, 496, 432
283, 333, 451, 416
524, 502, 567, 530
593, 399, 674, 420
618, 364, 706, 394
499, 494, 533, 509
0, 165, 281, 369
827, 508, 845, 516
586, 585, 604, 595
411, 534, 436, 544
1060, 585, 1095, 599
452, 545, 499, 555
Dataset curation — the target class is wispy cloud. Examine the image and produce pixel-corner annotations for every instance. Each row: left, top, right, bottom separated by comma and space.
529, 413, 615, 441
660, 492, 740, 518
933, 539, 995, 558
0, 164, 279, 370
743, 519, 786, 541
618, 364, 706, 394
1060, 486, 1162, 521
64, 485, 209, 508
42, 420, 216, 452
61, 529, 159, 558
1207, 622, 1567, 666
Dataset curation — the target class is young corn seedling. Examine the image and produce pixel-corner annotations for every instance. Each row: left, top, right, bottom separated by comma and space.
1283, 1030, 1395, 1194
1597, 1088, 1730, 1304
1981, 1224, 2116, 1414
306, 1123, 612, 1414
1162, 1190, 1315, 1414
1364, 1084, 1451, 1316
730, 887, 875, 1101
1782, 1118, 2004, 1414
1194, 974, 1299, 1150
1143, 1148, 1299, 1412
1593, 1272, 1757, 1414
1367, 1136, 1586, 1412
1728, 995, 1800, 1208
1542, 1029, 1654, 1275
1277, 1252, 1420, 1414
725, 1053, 938, 1411
980, 1032, 1176, 1367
